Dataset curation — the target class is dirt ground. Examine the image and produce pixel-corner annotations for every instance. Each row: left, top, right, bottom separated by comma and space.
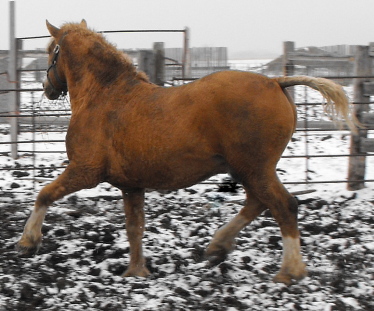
0, 187, 373, 310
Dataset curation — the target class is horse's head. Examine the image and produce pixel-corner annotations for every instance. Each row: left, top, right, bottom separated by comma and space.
43, 19, 87, 100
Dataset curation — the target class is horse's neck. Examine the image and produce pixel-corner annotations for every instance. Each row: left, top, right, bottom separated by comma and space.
67, 72, 155, 114
63, 37, 153, 110
65, 38, 140, 85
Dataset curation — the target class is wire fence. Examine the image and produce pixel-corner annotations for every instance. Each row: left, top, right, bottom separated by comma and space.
1, 36, 374, 197
1, 81, 373, 196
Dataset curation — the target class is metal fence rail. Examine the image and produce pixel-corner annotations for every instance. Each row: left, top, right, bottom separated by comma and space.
1, 33, 373, 194
1, 93, 373, 191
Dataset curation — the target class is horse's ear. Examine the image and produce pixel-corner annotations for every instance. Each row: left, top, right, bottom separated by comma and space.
80, 19, 87, 28
46, 20, 60, 38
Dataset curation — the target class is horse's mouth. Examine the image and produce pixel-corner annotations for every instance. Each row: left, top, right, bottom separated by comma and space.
43, 83, 65, 100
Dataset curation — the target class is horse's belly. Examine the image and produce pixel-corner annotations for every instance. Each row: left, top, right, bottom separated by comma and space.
108, 155, 227, 190
153, 164, 226, 189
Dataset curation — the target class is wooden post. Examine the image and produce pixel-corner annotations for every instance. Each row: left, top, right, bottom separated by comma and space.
16, 39, 22, 112
0, 56, 8, 116
347, 46, 371, 190
153, 42, 165, 86
8, 0, 18, 159
182, 27, 191, 79
283, 41, 295, 100
138, 50, 155, 82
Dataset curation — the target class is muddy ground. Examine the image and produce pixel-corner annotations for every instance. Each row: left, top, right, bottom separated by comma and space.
0, 186, 373, 310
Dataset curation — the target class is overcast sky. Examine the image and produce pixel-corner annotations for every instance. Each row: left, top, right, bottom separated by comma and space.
1, 0, 374, 59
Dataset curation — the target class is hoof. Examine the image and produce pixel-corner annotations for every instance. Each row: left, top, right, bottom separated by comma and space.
273, 268, 307, 285
122, 265, 150, 278
205, 239, 234, 266
16, 242, 41, 257
16, 235, 42, 256
205, 249, 228, 266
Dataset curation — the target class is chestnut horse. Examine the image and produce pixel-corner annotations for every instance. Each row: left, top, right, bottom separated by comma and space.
17, 20, 357, 285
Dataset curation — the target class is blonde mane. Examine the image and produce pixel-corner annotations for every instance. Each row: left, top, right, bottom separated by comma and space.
58, 23, 150, 84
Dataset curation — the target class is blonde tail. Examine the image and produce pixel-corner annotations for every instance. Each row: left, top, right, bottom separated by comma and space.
274, 76, 361, 134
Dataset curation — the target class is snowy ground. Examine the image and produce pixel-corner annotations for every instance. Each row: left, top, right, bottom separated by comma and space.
0, 167, 373, 310
0, 78, 373, 310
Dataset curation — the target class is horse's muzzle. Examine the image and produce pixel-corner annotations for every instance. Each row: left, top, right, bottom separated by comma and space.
43, 80, 63, 100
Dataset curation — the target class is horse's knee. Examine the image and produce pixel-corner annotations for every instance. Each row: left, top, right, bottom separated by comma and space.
35, 189, 53, 207
36, 183, 67, 207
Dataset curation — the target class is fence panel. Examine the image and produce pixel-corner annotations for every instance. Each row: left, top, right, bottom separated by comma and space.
1, 37, 373, 201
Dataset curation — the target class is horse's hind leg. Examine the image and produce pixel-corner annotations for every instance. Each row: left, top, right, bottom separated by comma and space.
206, 174, 306, 285
247, 175, 307, 284
17, 165, 99, 255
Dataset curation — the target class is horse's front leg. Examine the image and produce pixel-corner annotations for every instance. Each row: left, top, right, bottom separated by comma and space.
122, 189, 150, 277
17, 165, 99, 255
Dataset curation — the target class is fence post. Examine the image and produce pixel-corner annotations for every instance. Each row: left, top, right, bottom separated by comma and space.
138, 50, 155, 82
16, 39, 22, 111
182, 27, 191, 79
347, 45, 371, 190
153, 42, 165, 86
8, 0, 18, 159
283, 41, 295, 100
